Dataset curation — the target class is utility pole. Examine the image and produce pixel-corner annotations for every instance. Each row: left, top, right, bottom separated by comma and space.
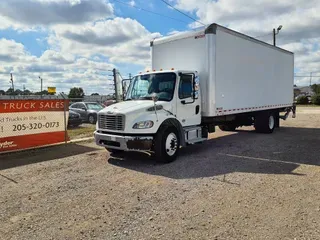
309, 72, 312, 86
39, 76, 43, 93
129, 73, 132, 79
10, 73, 14, 92
112, 68, 118, 102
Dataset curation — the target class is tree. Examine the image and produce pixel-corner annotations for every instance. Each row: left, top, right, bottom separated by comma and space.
23, 89, 32, 95
68, 87, 85, 99
34, 90, 50, 95
6, 88, 14, 95
311, 94, 320, 105
311, 84, 320, 94
0, 90, 5, 95
296, 96, 309, 105
294, 88, 301, 98
14, 89, 23, 95
91, 93, 99, 96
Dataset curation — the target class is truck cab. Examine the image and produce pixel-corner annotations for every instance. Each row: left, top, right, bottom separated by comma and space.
94, 69, 204, 162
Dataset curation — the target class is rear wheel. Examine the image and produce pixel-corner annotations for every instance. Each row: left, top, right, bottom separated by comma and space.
254, 112, 275, 133
154, 126, 180, 163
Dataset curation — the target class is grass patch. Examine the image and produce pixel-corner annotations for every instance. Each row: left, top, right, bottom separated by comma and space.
67, 124, 96, 140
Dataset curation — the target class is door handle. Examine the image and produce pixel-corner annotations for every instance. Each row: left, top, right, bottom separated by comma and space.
195, 105, 200, 114
181, 99, 195, 105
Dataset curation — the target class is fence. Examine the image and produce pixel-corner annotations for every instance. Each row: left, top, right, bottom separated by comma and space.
0, 95, 103, 154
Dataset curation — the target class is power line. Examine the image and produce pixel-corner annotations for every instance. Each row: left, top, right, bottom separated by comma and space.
159, 0, 205, 26
113, 0, 190, 24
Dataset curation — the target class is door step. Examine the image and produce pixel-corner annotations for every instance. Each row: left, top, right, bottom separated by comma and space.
184, 126, 206, 144
186, 138, 207, 145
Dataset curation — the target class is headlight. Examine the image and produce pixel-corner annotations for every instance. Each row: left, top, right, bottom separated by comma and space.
133, 120, 154, 129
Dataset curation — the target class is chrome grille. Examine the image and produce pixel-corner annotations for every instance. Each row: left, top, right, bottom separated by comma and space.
99, 114, 125, 131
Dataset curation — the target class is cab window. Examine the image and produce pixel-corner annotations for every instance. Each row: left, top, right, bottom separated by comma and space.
179, 74, 193, 99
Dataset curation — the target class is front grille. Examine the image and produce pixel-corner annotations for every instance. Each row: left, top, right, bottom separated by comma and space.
99, 114, 125, 131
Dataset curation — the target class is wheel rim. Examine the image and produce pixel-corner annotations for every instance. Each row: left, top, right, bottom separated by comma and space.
165, 133, 178, 156
269, 115, 275, 129
89, 116, 94, 123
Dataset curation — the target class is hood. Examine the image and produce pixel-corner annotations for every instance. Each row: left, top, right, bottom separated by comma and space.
100, 100, 156, 115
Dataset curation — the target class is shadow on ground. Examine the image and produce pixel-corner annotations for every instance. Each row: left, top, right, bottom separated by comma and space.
108, 127, 320, 179
0, 143, 99, 171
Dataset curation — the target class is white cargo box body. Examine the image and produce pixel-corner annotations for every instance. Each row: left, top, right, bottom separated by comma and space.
151, 24, 294, 117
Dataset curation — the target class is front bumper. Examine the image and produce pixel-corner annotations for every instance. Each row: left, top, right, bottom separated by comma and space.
94, 131, 153, 151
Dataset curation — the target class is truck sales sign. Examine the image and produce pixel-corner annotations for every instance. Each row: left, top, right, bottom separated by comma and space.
0, 99, 69, 153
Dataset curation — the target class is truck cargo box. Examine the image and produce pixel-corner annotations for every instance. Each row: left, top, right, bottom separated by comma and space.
151, 23, 294, 117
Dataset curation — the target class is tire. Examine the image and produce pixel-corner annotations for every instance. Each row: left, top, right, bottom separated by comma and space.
219, 125, 236, 131
254, 112, 275, 133
88, 114, 96, 124
154, 125, 180, 163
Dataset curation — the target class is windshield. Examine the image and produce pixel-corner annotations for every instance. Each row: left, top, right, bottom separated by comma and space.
125, 73, 176, 101
86, 103, 104, 110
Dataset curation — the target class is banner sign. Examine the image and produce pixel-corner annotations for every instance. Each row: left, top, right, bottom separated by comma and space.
0, 99, 69, 153
48, 87, 56, 94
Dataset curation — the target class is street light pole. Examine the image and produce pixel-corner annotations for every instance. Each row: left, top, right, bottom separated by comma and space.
273, 25, 282, 46
10, 73, 14, 92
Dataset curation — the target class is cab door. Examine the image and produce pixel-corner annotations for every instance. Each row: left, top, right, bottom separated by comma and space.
176, 73, 201, 127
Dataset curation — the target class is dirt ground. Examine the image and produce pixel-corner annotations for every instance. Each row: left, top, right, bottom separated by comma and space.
1, 107, 319, 240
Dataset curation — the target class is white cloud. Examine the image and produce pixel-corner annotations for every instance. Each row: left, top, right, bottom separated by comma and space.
50, 17, 161, 65
0, 0, 113, 30
40, 50, 75, 64
0, 38, 116, 94
129, 0, 135, 7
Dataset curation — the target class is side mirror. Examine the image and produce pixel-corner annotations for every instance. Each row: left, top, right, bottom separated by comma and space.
152, 93, 159, 102
81, 107, 87, 111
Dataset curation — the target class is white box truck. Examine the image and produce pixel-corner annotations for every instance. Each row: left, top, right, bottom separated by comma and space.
94, 23, 296, 163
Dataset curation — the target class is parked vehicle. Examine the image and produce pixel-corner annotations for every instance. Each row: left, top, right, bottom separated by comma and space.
102, 100, 116, 107
69, 102, 104, 124
94, 23, 296, 163
68, 110, 82, 127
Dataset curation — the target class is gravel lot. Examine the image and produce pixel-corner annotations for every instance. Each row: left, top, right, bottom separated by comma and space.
1, 107, 319, 240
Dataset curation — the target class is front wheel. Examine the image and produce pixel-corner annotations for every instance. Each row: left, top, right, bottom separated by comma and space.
154, 126, 180, 163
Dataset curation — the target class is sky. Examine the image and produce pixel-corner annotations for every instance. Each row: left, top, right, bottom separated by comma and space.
0, 0, 320, 95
